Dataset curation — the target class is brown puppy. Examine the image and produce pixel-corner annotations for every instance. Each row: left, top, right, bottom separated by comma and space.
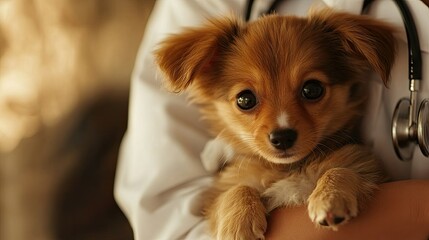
156, 9, 395, 239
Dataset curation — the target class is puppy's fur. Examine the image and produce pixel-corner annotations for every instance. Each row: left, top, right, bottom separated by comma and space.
156, 9, 395, 239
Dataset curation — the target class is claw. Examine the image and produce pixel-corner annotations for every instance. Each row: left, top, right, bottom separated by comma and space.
318, 219, 329, 226
333, 216, 345, 225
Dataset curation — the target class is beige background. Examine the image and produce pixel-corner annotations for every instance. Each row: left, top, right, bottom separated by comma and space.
0, 0, 155, 239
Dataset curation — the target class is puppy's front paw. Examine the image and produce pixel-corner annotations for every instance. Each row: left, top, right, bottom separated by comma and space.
212, 186, 266, 240
216, 208, 266, 240
307, 188, 358, 230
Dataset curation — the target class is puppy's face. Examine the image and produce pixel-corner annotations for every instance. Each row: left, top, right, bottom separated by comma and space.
156, 10, 395, 164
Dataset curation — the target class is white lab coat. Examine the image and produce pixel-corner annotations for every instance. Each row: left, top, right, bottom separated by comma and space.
114, 0, 429, 239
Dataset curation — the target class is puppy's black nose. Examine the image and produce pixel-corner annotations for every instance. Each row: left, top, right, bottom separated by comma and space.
269, 129, 297, 150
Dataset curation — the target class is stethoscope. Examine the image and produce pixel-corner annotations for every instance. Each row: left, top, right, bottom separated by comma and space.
245, 0, 428, 161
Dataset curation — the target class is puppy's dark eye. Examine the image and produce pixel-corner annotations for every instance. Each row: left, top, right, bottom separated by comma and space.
237, 90, 258, 110
301, 80, 324, 100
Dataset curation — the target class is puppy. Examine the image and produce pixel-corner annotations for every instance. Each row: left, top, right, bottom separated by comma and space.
155, 9, 395, 239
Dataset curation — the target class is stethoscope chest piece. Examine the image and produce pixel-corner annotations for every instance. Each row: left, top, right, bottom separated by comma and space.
392, 98, 414, 160
392, 98, 429, 161
417, 99, 429, 157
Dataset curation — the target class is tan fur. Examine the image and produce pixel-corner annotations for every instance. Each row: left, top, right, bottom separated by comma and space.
156, 9, 395, 239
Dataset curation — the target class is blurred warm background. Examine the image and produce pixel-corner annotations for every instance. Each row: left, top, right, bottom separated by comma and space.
0, 0, 155, 239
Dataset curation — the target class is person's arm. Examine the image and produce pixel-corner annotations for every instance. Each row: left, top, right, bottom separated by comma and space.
265, 180, 429, 240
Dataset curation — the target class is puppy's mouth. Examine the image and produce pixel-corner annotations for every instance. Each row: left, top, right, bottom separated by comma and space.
262, 150, 304, 164
273, 152, 294, 159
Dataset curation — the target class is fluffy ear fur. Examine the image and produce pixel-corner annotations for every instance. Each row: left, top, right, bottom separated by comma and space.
309, 9, 396, 85
154, 17, 243, 92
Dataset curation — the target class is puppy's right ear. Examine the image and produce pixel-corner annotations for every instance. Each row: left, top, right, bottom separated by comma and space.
155, 17, 243, 92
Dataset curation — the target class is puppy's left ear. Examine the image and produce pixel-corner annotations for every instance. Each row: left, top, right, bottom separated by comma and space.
155, 17, 244, 93
310, 9, 396, 85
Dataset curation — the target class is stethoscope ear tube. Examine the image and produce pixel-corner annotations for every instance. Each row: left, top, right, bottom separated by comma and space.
394, 0, 422, 81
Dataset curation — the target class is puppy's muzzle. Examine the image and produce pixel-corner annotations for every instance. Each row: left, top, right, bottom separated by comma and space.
269, 128, 297, 150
